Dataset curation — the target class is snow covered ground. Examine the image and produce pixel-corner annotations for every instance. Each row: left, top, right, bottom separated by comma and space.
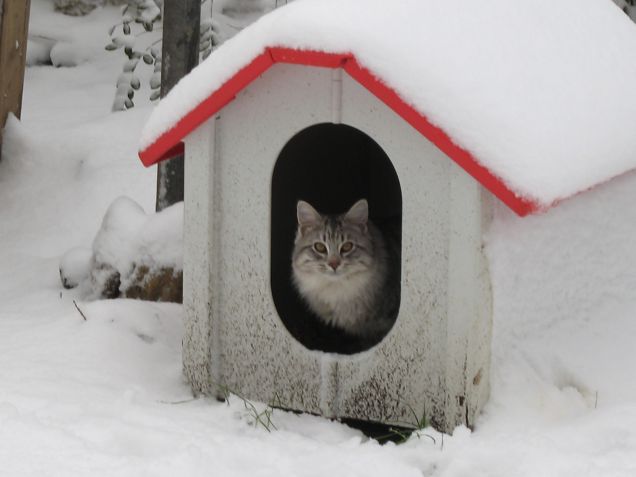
2, 1, 636, 475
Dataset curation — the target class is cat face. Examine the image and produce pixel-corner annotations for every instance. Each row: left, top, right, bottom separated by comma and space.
292, 199, 375, 281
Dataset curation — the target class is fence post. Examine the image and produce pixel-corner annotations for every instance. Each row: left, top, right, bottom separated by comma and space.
155, 0, 200, 211
0, 0, 31, 161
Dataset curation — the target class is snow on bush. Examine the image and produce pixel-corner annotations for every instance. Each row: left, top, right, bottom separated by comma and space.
60, 196, 183, 299
107, 0, 275, 111
59, 246, 93, 288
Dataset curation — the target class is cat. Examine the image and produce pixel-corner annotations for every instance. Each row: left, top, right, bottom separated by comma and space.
291, 199, 397, 340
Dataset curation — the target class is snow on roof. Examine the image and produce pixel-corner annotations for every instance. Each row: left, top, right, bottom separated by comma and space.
139, 0, 636, 216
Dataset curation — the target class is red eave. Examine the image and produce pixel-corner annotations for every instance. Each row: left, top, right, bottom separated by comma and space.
139, 46, 539, 216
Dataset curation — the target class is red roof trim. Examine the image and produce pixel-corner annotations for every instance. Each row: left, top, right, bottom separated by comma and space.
139, 47, 539, 216
139, 51, 274, 167
270, 47, 350, 68
342, 58, 538, 216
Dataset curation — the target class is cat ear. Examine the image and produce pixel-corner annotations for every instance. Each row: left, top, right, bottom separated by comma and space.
297, 200, 321, 234
344, 199, 368, 227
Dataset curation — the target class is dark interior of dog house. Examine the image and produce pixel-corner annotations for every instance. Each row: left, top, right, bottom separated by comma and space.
271, 123, 402, 354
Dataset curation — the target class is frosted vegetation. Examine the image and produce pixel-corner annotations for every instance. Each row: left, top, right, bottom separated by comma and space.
104, 0, 279, 110
2, 1, 636, 475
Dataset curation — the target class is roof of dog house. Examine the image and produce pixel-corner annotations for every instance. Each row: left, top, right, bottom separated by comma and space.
139, 0, 636, 216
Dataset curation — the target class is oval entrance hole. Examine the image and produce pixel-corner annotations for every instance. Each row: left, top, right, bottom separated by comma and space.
271, 123, 402, 354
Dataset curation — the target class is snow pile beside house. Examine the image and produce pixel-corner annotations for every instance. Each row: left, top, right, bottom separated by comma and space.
141, 0, 636, 210
487, 168, 636, 414
60, 197, 183, 301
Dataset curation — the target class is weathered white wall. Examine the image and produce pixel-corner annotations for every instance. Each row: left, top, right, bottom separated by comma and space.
182, 118, 216, 394
183, 63, 492, 431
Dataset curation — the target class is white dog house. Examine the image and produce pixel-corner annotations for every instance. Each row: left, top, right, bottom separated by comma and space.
138, 1, 636, 432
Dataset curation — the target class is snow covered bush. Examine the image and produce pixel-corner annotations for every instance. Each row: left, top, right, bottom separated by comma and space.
107, 0, 279, 110
106, 0, 164, 110
59, 247, 93, 289
60, 196, 184, 302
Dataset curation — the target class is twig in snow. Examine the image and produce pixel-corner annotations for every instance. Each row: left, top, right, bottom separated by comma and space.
595, 391, 599, 409
73, 300, 87, 321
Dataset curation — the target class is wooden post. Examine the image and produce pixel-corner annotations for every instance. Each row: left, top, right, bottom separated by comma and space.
156, 0, 200, 211
0, 0, 31, 161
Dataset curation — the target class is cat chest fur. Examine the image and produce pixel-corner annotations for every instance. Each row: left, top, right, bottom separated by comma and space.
293, 262, 384, 334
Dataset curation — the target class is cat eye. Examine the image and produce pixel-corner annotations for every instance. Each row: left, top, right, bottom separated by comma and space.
313, 242, 327, 254
340, 241, 354, 254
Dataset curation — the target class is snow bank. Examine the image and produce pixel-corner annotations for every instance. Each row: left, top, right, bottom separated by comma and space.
142, 0, 636, 210
87, 196, 183, 297
4, 2, 636, 475
487, 169, 636, 411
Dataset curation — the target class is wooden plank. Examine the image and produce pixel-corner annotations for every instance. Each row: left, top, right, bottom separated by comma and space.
0, 0, 31, 160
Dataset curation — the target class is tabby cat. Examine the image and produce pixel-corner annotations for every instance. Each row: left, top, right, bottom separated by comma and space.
291, 199, 396, 339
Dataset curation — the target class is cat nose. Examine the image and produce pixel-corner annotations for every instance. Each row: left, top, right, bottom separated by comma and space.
327, 257, 341, 270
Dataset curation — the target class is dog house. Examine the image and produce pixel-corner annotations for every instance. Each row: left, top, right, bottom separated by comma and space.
138, 1, 636, 432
